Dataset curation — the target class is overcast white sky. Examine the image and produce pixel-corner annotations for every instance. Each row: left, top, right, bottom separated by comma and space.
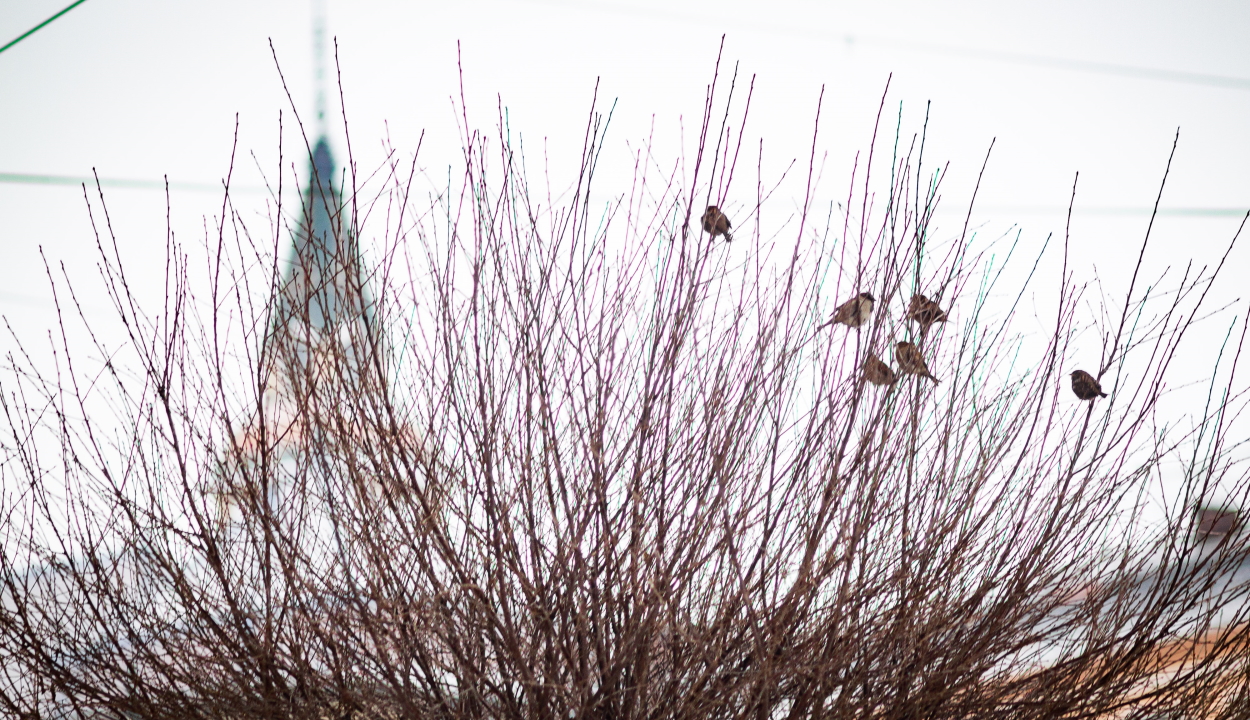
3, 0, 1247, 289
2, 0, 1249, 503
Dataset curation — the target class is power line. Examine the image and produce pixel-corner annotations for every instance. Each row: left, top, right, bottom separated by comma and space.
0, 172, 266, 194
939, 205, 1249, 217
3, 172, 1242, 217
0, 0, 91, 56
0, 291, 61, 312
527, 0, 1250, 91
850, 35, 1250, 91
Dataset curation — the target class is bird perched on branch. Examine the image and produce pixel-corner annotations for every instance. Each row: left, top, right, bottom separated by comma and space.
895, 341, 939, 384
1070, 370, 1107, 401
907, 294, 948, 331
863, 353, 897, 386
820, 293, 875, 330
702, 205, 734, 242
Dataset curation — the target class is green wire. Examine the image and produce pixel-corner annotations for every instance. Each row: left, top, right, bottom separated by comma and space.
0, 0, 91, 56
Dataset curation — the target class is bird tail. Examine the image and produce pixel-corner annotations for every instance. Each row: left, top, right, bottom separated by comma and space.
927, 373, 941, 384
1099, 391, 1108, 397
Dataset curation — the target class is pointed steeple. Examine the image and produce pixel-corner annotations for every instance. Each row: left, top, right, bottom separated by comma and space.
266, 1, 375, 364
269, 136, 376, 374
217, 137, 384, 518
215, 4, 389, 514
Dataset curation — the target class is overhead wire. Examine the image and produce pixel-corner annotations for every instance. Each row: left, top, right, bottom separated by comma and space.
0, 172, 266, 194
1, 1, 1245, 217
528, 0, 1250, 91
0, 0, 91, 56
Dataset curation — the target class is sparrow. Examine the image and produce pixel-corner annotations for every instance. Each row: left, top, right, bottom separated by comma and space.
907, 294, 948, 330
701, 205, 734, 242
821, 292, 876, 330
895, 341, 939, 384
1070, 370, 1107, 401
863, 353, 897, 386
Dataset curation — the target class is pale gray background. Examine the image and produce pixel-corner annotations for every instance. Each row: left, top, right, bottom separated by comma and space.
2, 1, 1248, 508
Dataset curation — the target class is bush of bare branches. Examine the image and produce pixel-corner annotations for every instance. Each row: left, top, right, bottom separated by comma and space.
2, 59, 1249, 720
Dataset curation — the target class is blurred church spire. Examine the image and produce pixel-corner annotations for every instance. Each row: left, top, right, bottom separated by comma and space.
265, 0, 378, 393
217, 0, 387, 524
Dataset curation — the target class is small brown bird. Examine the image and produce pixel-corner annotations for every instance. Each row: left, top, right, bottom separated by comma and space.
821, 292, 876, 330
1070, 370, 1107, 401
701, 205, 734, 242
895, 341, 939, 384
862, 353, 897, 386
907, 294, 948, 330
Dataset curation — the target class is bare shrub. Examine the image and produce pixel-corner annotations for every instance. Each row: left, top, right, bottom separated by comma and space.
1, 54, 1249, 720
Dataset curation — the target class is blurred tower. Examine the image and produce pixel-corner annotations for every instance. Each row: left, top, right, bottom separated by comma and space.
268, 136, 377, 380
215, 149, 400, 571
266, 0, 377, 380
217, 2, 387, 525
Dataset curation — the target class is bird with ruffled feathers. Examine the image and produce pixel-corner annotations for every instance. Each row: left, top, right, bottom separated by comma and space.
907, 294, 948, 332
701, 205, 734, 242
862, 353, 897, 386
1070, 370, 1107, 401
895, 341, 939, 384
820, 293, 875, 330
